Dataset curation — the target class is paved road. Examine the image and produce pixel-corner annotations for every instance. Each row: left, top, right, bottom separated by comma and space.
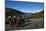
5, 18, 44, 30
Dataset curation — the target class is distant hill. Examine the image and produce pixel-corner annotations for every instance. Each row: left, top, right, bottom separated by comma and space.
5, 8, 24, 17
32, 10, 44, 18
5, 8, 44, 18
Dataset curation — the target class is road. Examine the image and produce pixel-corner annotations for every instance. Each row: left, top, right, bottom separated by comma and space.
5, 18, 44, 30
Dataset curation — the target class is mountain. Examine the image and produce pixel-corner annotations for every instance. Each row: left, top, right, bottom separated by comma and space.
5, 8, 24, 17
32, 10, 44, 18
5, 8, 44, 18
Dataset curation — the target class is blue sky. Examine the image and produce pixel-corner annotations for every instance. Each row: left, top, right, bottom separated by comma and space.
5, 1, 44, 13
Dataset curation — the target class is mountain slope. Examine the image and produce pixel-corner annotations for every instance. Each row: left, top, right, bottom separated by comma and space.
5, 8, 24, 17
32, 10, 44, 18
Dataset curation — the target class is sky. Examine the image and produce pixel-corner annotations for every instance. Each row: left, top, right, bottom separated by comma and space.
5, 1, 44, 13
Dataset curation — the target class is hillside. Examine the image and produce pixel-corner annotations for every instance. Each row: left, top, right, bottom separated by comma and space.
32, 10, 44, 18
5, 8, 44, 18
5, 8, 24, 17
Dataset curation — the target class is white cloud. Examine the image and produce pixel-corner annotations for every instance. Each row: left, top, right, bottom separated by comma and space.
20, 9, 43, 13
30, 9, 43, 13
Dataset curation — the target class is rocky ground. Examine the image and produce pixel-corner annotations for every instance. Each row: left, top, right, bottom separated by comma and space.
5, 18, 44, 31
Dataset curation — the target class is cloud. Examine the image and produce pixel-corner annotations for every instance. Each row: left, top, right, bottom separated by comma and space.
20, 9, 43, 13
30, 9, 43, 13
20, 10, 31, 13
